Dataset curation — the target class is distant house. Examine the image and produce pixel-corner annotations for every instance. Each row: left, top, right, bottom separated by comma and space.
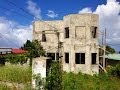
105, 54, 120, 66
0, 48, 12, 55
0, 48, 27, 55
12, 49, 27, 54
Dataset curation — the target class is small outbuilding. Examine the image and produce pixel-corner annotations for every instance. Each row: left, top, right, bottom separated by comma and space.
105, 54, 120, 66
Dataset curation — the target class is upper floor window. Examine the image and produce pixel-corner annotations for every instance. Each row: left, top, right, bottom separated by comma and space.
91, 26, 97, 38
42, 31, 46, 42
65, 27, 69, 38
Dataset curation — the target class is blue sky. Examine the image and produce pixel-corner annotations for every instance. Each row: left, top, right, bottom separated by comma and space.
0, 0, 120, 51
0, 0, 106, 25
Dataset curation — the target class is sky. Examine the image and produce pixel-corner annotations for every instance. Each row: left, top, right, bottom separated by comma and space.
0, 0, 120, 51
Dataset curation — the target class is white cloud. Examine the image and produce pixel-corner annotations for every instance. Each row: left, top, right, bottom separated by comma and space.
78, 7, 92, 14
78, 0, 120, 50
46, 10, 58, 18
0, 17, 32, 48
26, 0, 41, 20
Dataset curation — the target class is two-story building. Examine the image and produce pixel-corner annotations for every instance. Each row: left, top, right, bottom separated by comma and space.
33, 14, 99, 75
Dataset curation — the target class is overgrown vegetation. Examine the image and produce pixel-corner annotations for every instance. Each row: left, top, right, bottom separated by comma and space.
108, 64, 120, 78
5, 54, 27, 64
0, 64, 32, 89
44, 62, 120, 90
45, 61, 62, 90
1, 63, 120, 90
0, 64, 32, 83
62, 72, 120, 90
33, 73, 45, 90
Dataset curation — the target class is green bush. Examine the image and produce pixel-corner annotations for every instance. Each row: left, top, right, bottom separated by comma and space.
108, 64, 120, 78
45, 61, 62, 90
5, 54, 27, 65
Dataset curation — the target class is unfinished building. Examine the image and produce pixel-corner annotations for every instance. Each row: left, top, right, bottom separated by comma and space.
33, 14, 99, 75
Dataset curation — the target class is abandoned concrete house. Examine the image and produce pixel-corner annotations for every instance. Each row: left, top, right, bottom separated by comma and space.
33, 14, 99, 74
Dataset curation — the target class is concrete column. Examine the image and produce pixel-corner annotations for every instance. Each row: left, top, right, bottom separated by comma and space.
32, 57, 47, 89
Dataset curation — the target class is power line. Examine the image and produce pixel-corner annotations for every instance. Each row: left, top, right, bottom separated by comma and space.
0, 33, 20, 48
0, 6, 32, 21
6, 0, 60, 31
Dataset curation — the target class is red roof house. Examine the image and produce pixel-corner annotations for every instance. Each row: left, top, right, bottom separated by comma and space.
12, 49, 27, 54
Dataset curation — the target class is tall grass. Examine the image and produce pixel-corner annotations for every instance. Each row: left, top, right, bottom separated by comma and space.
0, 64, 32, 83
62, 72, 120, 90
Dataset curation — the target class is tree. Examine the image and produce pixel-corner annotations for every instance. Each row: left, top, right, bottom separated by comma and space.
22, 40, 45, 66
106, 45, 115, 54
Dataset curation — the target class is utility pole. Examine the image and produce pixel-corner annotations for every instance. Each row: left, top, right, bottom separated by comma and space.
103, 29, 106, 69
56, 31, 63, 69
56, 31, 60, 60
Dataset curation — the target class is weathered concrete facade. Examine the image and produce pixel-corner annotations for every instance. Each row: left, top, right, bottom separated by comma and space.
33, 14, 99, 75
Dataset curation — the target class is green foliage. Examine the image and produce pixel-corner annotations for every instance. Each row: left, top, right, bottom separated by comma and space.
106, 45, 115, 54
45, 61, 62, 90
108, 64, 120, 78
22, 40, 45, 58
22, 40, 45, 66
5, 54, 27, 64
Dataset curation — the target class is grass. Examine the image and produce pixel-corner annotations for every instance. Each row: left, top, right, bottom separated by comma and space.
1, 63, 120, 90
0, 63, 32, 84
62, 72, 120, 90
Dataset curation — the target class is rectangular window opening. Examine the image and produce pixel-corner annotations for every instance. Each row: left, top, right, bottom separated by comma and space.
75, 53, 85, 64
91, 53, 97, 64
65, 53, 69, 63
91, 26, 97, 38
42, 31, 46, 42
65, 27, 69, 38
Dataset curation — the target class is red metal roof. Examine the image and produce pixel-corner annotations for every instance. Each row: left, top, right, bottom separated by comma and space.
12, 49, 27, 54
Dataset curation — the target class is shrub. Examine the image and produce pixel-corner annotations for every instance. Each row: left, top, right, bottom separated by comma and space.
108, 64, 120, 78
45, 61, 62, 90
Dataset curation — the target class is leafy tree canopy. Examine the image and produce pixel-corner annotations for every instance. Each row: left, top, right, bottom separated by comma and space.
21, 40, 45, 58
106, 45, 115, 54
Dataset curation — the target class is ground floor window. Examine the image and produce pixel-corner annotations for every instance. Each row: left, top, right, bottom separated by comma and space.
91, 53, 97, 64
47, 53, 59, 60
75, 53, 85, 64
65, 53, 69, 63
